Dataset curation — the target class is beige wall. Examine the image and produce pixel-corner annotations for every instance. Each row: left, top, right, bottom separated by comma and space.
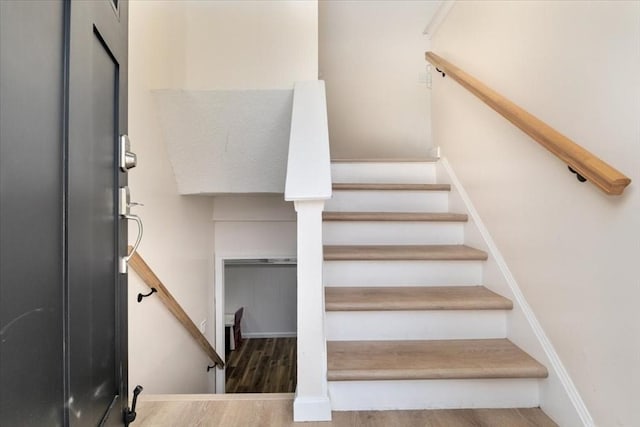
182, 0, 317, 90
128, 1, 213, 394
128, 0, 317, 393
140, 0, 318, 91
319, 0, 439, 159
432, 2, 640, 425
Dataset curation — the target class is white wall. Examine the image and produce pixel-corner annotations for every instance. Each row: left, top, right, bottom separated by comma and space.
128, 0, 317, 394
128, 1, 213, 394
212, 195, 297, 392
212, 196, 297, 262
431, 2, 640, 425
319, 0, 439, 159
153, 89, 293, 195
225, 264, 297, 338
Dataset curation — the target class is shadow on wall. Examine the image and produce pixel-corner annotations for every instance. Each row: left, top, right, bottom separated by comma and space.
153, 90, 293, 195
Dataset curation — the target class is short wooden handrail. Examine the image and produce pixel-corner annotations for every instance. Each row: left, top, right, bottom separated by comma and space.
425, 52, 631, 195
128, 246, 224, 368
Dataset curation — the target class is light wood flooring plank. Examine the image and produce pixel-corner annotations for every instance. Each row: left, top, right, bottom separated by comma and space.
325, 286, 513, 311
324, 245, 488, 261
327, 339, 548, 381
331, 158, 439, 163
323, 211, 468, 222
332, 183, 450, 191
136, 397, 558, 426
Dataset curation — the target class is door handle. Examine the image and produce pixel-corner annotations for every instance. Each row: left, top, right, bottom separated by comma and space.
119, 187, 143, 274
121, 213, 143, 274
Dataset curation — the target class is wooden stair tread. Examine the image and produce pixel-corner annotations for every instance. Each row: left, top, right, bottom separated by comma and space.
327, 339, 548, 381
331, 158, 439, 163
325, 286, 513, 311
323, 211, 468, 222
324, 245, 488, 261
332, 183, 450, 191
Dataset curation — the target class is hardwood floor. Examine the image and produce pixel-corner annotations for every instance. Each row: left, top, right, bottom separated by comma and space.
225, 337, 296, 393
136, 395, 559, 427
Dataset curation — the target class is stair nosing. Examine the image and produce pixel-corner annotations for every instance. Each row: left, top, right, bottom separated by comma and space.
327, 366, 546, 381
323, 212, 468, 222
323, 245, 488, 261
331, 158, 439, 163
327, 339, 548, 382
332, 183, 450, 191
324, 286, 513, 311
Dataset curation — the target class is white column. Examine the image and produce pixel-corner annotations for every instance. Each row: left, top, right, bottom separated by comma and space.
293, 200, 332, 422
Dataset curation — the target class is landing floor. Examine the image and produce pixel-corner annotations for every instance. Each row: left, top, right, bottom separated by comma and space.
137, 394, 558, 426
225, 337, 297, 393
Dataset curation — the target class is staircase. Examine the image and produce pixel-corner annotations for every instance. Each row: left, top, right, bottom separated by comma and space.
322, 159, 548, 411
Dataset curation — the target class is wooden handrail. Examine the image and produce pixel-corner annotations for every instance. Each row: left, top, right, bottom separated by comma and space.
128, 247, 224, 368
425, 52, 631, 195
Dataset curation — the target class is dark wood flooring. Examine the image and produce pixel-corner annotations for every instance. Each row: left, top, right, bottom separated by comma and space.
225, 337, 296, 393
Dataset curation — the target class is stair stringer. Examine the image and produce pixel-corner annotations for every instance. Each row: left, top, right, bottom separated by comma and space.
436, 157, 593, 427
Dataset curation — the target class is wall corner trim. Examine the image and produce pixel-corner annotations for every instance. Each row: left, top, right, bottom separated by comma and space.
423, 0, 456, 40
439, 157, 595, 427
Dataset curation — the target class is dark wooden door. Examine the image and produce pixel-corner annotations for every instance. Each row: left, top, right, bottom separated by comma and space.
0, 1, 130, 425
67, 0, 129, 425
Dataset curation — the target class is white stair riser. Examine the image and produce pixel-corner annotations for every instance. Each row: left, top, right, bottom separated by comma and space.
331, 162, 436, 184
324, 261, 483, 286
326, 191, 449, 212
319, 162, 546, 414
323, 222, 464, 245
328, 379, 540, 411
326, 310, 507, 341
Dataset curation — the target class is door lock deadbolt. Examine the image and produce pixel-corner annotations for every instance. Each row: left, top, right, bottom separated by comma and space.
120, 135, 137, 172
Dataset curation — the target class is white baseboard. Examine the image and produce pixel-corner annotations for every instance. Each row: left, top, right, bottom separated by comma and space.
438, 157, 593, 427
293, 395, 332, 422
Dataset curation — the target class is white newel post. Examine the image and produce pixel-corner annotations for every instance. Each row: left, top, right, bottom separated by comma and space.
293, 199, 331, 421
285, 80, 332, 421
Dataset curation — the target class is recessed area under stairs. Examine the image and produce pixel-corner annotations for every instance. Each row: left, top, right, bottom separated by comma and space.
135, 395, 558, 426
322, 160, 550, 414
